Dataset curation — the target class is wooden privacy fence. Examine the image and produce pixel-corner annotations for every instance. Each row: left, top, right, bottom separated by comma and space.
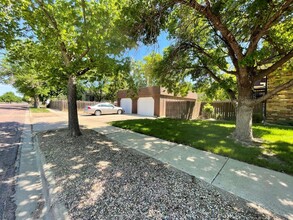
199, 101, 265, 120
49, 100, 100, 111
165, 101, 201, 119
50, 99, 265, 121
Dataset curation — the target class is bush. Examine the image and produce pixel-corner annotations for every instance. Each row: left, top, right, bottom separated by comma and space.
203, 103, 214, 118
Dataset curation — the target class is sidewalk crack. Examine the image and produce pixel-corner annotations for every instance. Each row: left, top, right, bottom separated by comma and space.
211, 157, 229, 185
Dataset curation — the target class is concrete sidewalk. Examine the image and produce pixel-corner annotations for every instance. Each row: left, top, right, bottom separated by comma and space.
14, 109, 68, 220
93, 125, 293, 219
16, 109, 293, 219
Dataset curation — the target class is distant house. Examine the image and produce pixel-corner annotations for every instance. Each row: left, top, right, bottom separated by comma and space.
117, 86, 199, 119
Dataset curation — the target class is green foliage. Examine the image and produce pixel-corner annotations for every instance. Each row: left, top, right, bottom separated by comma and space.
123, 0, 293, 141
142, 52, 162, 86
196, 74, 236, 101
112, 118, 293, 175
0, 91, 22, 103
80, 60, 130, 102
203, 103, 214, 118
29, 107, 50, 113
126, 52, 162, 95
128, 60, 148, 90
0, 0, 20, 49
1, 40, 61, 104
124, 0, 292, 100
15, 0, 133, 77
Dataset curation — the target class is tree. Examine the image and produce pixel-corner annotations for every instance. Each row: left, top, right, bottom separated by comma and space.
142, 52, 162, 86
0, 92, 22, 103
0, 0, 20, 49
81, 60, 130, 102
1, 40, 61, 107
9, 0, 133, 136
195, 73, 236, 101
124, 0, 293, 142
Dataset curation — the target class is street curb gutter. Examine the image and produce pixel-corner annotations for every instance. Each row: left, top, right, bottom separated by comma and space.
14, 108, 69, 220
34, 135, 70, 220
15, 108, 44, 220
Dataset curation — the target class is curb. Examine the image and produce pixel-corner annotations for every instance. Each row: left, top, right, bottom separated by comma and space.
34, 135, 70, 220
15, 108, 45, 219
14, 107, 70, 220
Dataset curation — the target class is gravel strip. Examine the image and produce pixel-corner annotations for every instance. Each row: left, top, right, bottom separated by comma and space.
38, 129, 283, 220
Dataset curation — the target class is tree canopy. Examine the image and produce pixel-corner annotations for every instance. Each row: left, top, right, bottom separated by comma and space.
1, 40, 62, 107
2, 0, 135, 136
0, 92, 22, 103
123, 0, 293, 142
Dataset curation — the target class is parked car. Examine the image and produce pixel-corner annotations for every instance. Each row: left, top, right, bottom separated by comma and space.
84, 103, 124, 116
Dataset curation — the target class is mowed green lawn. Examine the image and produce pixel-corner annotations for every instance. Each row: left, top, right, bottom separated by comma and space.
111, 118, 293, 175
29, 107, 50, 113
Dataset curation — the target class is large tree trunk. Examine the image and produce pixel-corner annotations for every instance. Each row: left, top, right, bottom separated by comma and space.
232, 74, 254, 143
67, 75, 82, 136
233, 101, 254, 142
33, 95, 40, 108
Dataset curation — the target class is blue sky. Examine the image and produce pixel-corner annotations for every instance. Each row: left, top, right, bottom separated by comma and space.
0, 83, 21, 96
126, 32, 172, 60
0, 32, 172, 97
0, 50, 19, 96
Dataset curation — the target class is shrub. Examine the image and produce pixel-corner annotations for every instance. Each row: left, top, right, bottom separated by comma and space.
203, 103, 214, 118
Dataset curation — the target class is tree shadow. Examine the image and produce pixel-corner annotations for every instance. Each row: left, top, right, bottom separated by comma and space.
0, 121, 24, 220
112, 118, 293, 175
36, 129, 284, 219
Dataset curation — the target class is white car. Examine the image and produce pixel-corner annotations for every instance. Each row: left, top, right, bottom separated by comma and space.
84, 103, 124, 116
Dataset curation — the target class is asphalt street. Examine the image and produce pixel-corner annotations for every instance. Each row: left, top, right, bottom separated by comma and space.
0, 104, 27, 220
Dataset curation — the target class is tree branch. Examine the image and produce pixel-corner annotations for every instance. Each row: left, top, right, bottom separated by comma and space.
181, 0, 244, 60
203, 66, 237, 101
246, 0, 293, 56
78, 0, 90, 61
254, 50, 293, 81
253, 78, 293, 105
177, 42, 236, 75
35, 0, 71, 66
77, 67, 90, 76
207, 20, 239, 71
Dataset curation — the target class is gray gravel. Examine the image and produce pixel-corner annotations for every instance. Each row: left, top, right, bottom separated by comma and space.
38, 129, 283, 220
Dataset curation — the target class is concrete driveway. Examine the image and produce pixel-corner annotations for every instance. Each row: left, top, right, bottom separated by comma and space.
79, 112, 155, 128
31, 109, 155, 132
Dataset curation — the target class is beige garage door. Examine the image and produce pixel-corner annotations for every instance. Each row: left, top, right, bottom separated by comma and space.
120, 98, 132, 114
137, 97, 154, 116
